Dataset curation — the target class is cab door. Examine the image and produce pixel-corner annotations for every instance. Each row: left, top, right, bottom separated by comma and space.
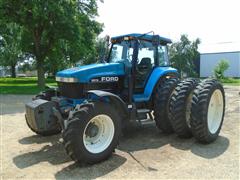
134, 45, 155, 93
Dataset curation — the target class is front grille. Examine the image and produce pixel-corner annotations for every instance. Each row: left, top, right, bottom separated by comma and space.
58, 78, 124, 99
58, 82, 84, 99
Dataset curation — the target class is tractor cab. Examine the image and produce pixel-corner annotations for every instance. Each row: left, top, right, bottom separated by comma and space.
101, 33, 177, 104
108, 33, 172, 92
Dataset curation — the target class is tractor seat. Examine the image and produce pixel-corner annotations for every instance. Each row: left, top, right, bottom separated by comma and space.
138, 57, 152, 72
135, 57, 152, 90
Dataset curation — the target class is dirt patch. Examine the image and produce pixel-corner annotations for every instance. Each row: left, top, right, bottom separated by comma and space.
1, 86, 239, 179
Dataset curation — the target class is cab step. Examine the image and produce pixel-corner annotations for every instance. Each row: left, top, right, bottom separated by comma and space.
137, 109, 151, 114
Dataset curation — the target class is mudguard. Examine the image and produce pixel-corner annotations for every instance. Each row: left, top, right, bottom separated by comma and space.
134, 67, 178, 102
87, 90, 128, 115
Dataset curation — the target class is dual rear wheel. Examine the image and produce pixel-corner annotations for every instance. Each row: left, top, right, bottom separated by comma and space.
154, 78, 225, 144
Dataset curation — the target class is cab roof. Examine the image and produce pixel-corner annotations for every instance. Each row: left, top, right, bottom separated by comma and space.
111, 33, 172, 45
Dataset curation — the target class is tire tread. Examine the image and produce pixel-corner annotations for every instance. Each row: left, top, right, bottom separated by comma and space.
153, 78, 179, 133
190, 79, 225, 143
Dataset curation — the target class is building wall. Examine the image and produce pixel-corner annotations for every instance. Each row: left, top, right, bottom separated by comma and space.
200, 51, 240, 77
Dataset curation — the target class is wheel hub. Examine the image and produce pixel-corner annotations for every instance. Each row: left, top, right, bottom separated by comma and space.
85, 123, 99, 138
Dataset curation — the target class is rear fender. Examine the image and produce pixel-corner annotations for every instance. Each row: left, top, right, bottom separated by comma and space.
148, 70, 179, 108
133, 67, 178, 103
144, 67, 178, 97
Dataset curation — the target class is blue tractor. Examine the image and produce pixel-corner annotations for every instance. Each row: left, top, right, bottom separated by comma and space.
25, 33, 225, 164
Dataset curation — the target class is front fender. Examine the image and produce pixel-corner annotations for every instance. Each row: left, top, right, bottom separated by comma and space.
87, 90, 128, 115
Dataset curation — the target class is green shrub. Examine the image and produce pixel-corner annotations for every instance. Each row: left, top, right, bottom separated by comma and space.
214, 60, 230, 79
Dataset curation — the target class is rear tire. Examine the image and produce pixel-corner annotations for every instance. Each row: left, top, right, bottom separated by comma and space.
169, 78, 199, 138
153, 77, 179, 133
190, 79, 225, 143
63, 102, 121, 164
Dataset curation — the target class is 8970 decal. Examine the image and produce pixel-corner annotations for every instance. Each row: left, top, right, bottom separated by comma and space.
91, 76, 119, 83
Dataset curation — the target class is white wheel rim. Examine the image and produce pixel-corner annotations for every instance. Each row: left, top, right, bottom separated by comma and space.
207, 89, 224, 134
83, 115, 115, 154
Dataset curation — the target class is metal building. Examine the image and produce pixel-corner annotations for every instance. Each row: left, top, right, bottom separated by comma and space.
200, 51, 240, 78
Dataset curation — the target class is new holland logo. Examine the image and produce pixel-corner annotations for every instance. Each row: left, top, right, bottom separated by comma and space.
91, 76, 119, 83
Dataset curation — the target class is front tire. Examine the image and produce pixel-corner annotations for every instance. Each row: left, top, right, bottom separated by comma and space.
63, 102, 121, 164
190, 79, 225, 143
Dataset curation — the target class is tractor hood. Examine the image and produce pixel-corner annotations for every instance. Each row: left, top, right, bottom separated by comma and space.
56, 63, 125, 83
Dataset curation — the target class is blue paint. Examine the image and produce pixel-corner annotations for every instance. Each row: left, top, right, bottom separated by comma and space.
87, 93, 111, 103
70, 98, 85, 106
57, 97, 84, 107
133, 67, 178, 102
56, 63, 125, 83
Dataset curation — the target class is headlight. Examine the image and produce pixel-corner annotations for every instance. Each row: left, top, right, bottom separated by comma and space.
55, 77, 79, 83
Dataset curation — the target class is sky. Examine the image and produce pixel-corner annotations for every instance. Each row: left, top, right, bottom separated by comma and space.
97, 0, 240, 53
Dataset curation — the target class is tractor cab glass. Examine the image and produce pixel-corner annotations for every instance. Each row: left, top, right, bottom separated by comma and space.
109, 40, 169, 67
109, 41, 134, 63
158, 46, 169, 66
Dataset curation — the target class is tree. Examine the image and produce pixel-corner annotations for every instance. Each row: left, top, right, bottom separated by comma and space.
82, 36, 109, 65
169, 34, 200, 78
0, 0, 102, 88
214, 59, 229, 79
0, 23, 23, 78
95, 36, 110, 61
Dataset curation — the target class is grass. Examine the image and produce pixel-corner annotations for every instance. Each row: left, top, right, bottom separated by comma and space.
0, 76, 239, 95
220, 78, 240, 86
0, 77, 57, 94
200, 77, 240, 86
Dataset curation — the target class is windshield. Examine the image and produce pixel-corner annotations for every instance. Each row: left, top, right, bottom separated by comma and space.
109, 40, 169, 66
109, 41, 134, 62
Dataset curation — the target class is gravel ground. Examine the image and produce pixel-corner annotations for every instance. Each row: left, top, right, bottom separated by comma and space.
0, 86, 239, 179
